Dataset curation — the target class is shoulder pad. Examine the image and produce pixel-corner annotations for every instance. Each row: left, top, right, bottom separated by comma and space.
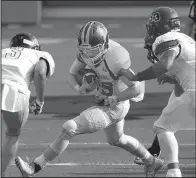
106, 46, 130, 68
108, 39, 121, 49
154, 40, 179, 57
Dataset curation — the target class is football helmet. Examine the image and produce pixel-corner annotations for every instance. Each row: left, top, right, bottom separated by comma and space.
77, 21, 109, 67
145, 7, 180, 45
10, 32, 41, 50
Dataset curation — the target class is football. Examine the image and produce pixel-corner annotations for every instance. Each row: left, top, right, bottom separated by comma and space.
77, 68, 98, 92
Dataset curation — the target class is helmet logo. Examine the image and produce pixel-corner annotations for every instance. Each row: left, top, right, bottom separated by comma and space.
150, 12, 160, 22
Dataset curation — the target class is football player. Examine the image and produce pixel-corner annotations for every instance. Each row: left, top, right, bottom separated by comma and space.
118, 7, 195, 177
15, 21, 163, 177
186, 0, 196, 40
1, 32, 55, 177
134, 33, 185, 166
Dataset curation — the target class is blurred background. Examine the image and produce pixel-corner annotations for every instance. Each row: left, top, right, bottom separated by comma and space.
2, 0, 191, 96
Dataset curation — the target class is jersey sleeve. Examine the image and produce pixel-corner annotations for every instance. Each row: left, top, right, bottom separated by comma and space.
152, 32, 180, 58
38, 51, 55, 78
106, 46, 131, 76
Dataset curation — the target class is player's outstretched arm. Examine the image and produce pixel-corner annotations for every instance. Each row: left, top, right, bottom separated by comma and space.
31, 59, 48, 115
118, 48, 178, 82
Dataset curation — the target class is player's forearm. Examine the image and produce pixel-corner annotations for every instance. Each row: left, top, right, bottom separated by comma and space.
67, 73, 80, 94
136, 64, 167, 81
34, 72, 46, 103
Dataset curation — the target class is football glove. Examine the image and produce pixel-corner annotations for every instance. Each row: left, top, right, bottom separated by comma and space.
30, 99, 44, 115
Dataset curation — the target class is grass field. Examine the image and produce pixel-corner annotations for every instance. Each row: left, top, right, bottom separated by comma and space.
3, 93, 195, 177
2, 18, 195, 177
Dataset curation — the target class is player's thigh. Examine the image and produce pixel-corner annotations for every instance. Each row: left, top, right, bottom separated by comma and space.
104, 119, 125, 142
154, 92, 194, 133
1, 91, 29, 135
73, 105, 112, 134
73, 102, 129, 134
2, 83, 29, 112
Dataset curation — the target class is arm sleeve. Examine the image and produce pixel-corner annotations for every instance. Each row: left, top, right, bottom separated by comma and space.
154, 40, 180, 58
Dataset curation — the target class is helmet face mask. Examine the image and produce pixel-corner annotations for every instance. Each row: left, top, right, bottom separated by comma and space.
77, 21, 109, 67
144, 31, 159, 64
78, 43, 107, 66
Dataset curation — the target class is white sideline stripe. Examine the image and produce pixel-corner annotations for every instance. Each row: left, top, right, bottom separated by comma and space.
19, 142, 195, 146
10, 162, 195, 167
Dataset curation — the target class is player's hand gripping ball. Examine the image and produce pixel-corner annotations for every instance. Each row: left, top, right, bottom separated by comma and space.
77, 69, 98, 94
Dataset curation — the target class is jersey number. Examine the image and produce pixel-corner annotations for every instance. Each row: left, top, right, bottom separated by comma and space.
5, 48, 23, 59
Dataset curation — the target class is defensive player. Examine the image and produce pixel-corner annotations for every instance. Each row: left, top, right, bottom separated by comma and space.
1, 32, 55, 177
118, 7, 195, 177
15, 21, 163, 177
134, 34, 185, 165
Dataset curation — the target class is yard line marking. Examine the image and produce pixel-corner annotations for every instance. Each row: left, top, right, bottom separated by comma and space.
18, 142, 195, 146
10, 162, 195, 168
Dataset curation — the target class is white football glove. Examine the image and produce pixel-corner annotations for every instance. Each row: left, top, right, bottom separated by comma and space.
30, 99, 44, 115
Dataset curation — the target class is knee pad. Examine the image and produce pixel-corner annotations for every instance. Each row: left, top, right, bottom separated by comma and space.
60, 119, 78, 140
6, 128, 21, 136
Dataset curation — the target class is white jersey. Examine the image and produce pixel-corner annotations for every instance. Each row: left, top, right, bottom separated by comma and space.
71, 39, 143, 102
2, 47, 55, 97
153, 32, 195, 92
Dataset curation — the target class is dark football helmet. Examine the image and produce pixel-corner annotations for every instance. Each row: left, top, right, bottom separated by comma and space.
10, 32, 41, 50
145, 7, 181, 46
77, 21, 109, 67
